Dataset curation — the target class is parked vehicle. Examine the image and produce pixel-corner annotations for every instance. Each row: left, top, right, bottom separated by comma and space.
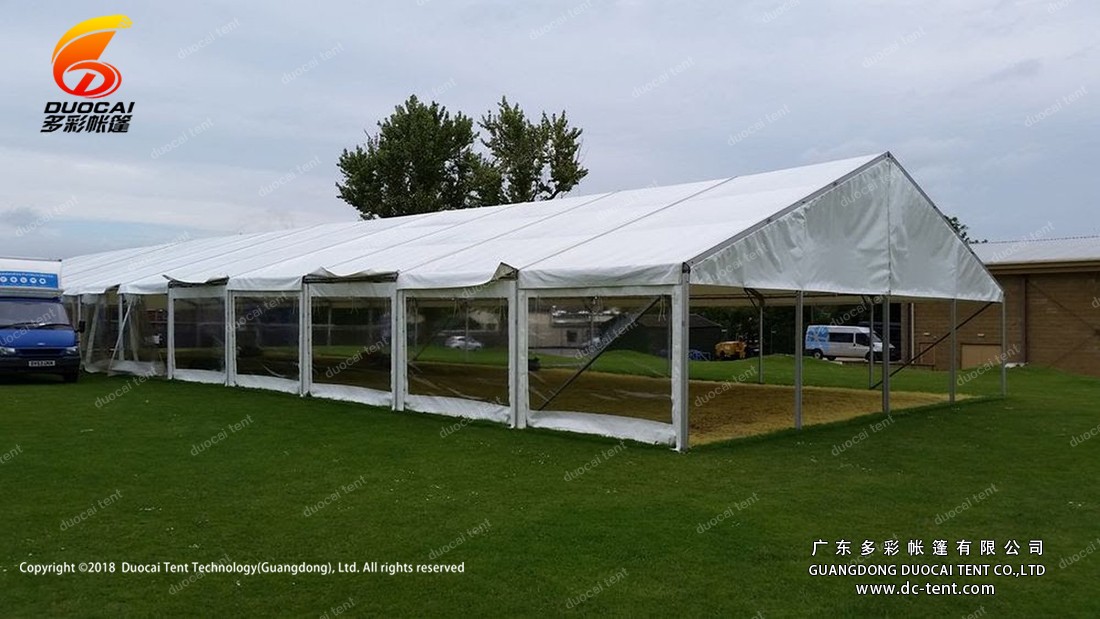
0, 259, 81, 382
715, 340, 748, 360
804, 325, 895, 361
444, 335, 483, 351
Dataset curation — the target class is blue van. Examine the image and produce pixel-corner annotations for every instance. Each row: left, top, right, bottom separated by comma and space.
0, 260, 81, 382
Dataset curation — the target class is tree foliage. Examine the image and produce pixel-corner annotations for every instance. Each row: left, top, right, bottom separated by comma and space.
478, 97, 588, 204
336, 96, 489, 219
944, 214, 986, 244
336, 95, 588, 219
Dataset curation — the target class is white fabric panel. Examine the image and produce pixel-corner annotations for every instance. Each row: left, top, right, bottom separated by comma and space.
402, 280, 513, 299
310, 383, 392, 408
169, 285, 226, 299
404, 395, 511, 424
885, 163, 1002, 302
956, 242, 1004, 302
174, 369, 226, 385
692, 157, 889, 293
527, 411, 676, 446
234, 374, 300, 394
525, 156, 879, 289
308, 282, 393, 298
887, 163, 958, 299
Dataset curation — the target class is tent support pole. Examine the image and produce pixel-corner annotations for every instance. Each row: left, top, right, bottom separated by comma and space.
949, 298, 957, 404
672, 272, 690, 451
225, 291, 236, 387
794, 290, 803, 430
300, 285, 311, 397
514, 286, 528, 429
167, 289, 176, 380
393, 291, 406, 412
882, 294, 891, 416
757, 299, 764, 384
1000, 301, 1008, 397
868, 297, 874, 388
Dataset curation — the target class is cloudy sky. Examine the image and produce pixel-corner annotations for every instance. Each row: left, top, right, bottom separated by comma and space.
2, 0, 1097, 258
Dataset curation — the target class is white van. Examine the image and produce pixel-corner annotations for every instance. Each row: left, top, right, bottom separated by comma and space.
804, 325, 894, 361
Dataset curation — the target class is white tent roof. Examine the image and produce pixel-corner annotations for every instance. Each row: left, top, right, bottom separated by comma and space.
60, 152, 1002, 302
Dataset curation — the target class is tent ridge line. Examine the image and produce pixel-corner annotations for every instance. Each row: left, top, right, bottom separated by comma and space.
685, 152, 890, 269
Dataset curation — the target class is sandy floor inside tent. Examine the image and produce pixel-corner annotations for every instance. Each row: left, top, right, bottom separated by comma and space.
186, 350, 951, 444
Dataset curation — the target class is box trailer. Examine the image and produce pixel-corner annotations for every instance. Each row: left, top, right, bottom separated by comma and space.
0, 258, 81, 382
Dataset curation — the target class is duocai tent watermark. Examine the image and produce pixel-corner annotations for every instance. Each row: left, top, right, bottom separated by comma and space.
302, 474, 367, 517
0, 444, 23, 465
934, 483, 999, 525
564, 567, 628, 610
190, 414, 254, 456
60, 489, 123, 531
427, 518, 492, 561
168, 552, 232, 595
831, 415, 895, 456
1070, 421, 1100, 447
696, 492, 760, 533
1057, 537, 1100, 570
956, 344, 1019, 386
318, 597, 356, 619
234, 293, 292, 327
323, 338, 389, 380
563, 441, 626, 481
694, 365, 758, 408
94, 371, 157, 408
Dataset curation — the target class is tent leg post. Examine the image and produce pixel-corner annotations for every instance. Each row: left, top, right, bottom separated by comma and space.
1000, 301, 1007, 398
757, 299, 764, 384
672, 275, 690, 451
167, 289, 176, 380
868, 297, 874, 388
949, 298, 957, 405
393, 291, 406, 412
794, 290, 803, 430
225, 292, 236, 387
510, 283, 527, 429
300, 285, 311, 397
882, 294, 891, 416
515, 288, 529, 429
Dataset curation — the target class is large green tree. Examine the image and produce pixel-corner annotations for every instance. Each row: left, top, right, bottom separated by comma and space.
478, 97, 588, 203
336, 96, 489, 219
337, 95, 587, 219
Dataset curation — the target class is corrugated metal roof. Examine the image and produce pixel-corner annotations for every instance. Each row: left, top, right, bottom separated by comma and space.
972, 236, 1100, 265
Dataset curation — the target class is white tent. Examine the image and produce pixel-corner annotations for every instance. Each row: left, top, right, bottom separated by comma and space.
61, 152, 1003, 450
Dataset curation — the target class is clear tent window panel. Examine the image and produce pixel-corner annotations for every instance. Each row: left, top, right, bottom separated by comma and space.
311, 296, 391, 392
406, 297, 510, 406
82, 294, 119, 371
173, 296, 226, 372
118, 295, 168, 369
234, 295, 300, 381
527, 295, 672, 424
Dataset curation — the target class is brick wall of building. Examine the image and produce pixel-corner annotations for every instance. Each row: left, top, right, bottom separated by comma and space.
911, 271, 1100, 377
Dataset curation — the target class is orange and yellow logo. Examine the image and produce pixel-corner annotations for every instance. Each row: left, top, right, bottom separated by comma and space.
51, 15, 131, 98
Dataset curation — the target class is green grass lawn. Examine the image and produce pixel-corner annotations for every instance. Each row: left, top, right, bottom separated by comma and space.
1, 365, 1098, 617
